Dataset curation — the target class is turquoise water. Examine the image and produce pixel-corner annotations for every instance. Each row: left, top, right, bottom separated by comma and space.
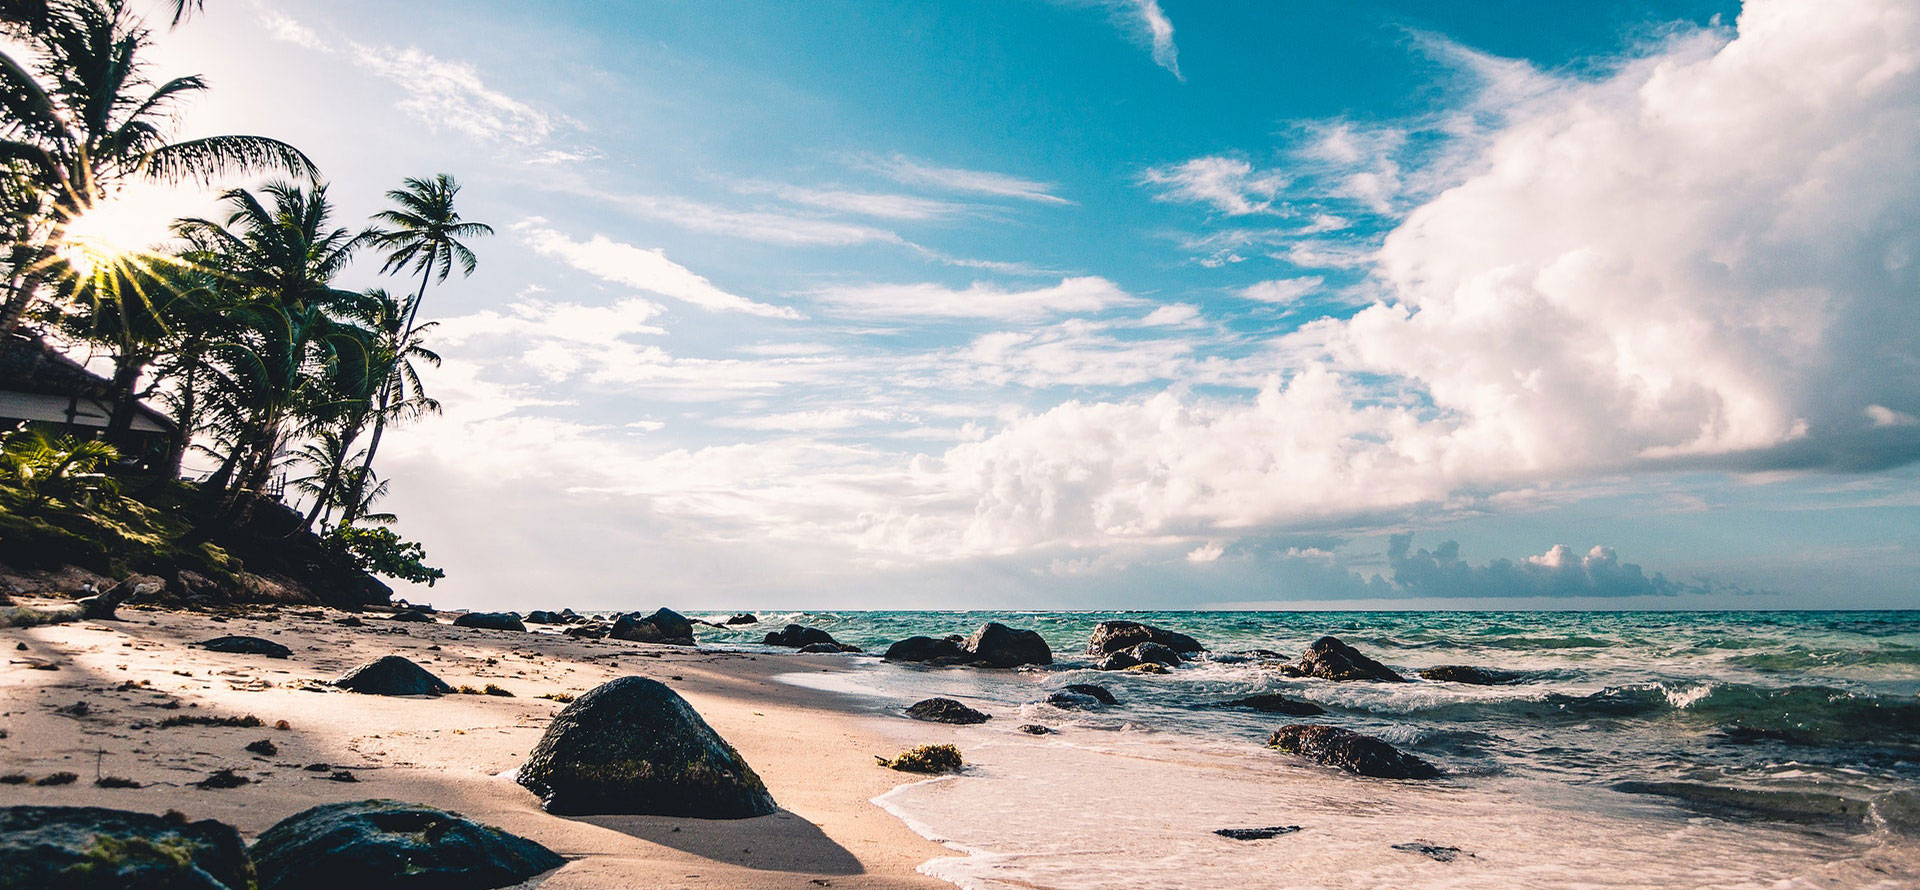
684, 610, 1920, 889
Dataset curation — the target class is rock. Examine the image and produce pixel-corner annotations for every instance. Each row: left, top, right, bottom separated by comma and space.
452, 611, 525, 632
1018, 724, 1055, 735
333, 655, 455, 697
1048, 683, 1119, 708
608, 608, 695, 646
764, 624, 839, 648
517, 676, 775, 818
1215, 826, 1301, 840
883, 635, 965, 663
1418, 665, 1520, 685
1266, 725, 1438, 779
563, 623, 607, 639
1292, 636, 1405, 682
76, 584, 131, 620
1098, 641, 1182, 670
961, 622, 1052, 667
524, 610, 567, 625
248, 799, 564, 890
0, 805, 253, 889
1220, 694, 1326, 716
796, 642, 848, 654
724, 613, 758, 625
1126, 662, 1170, 675
1392, 842, 1463, 862
1063, 683, 1118, 704
198, 636, 292, 658
387, 610, 435, 623
1086, 620, 1205, 658
875, 744, 963, 774
905, 697, 991, 724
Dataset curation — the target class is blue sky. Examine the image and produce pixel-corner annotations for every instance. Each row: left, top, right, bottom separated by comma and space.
110, 0, 1920, 609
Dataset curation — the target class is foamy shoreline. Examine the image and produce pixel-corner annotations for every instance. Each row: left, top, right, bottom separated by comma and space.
0, 601, 952, 889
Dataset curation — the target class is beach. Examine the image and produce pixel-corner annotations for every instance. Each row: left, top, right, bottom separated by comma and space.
1, 602, 951, 889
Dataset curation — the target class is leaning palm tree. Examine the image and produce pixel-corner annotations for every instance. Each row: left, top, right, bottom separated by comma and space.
0, 0, 315, 333
341, 174, 487, 523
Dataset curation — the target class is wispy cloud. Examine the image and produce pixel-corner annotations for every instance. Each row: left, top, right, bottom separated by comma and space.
872, 155, 1071, 205
1070, 0, 1185, 80
514, 219, 802, 319
1238, 277, 1325, 305
350, 44, 566, 146
813, 276, 1135, 321
1141, 156, 1287, 215
733, 181, 965, 221
613, 192, 904, 248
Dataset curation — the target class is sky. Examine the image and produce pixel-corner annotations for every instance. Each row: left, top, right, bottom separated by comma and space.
93, 0, 1920, 610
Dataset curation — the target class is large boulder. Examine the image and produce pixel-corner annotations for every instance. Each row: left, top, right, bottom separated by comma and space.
883, 635, 966, 663
961, 622, 1052, 667
904, 697, 991, 724
516, 677, 775, 818
198, 635, 292, 658
0, 805, 253, 889
1290, 636, 1405, 682
1086, 621, 1204, 658
763, 624, 839, 648
249, 799, 563, 890
1418, 665, 1520, 685
1266, 725, 1438, 779
452, 612, 525, 632
1220, 693, 1326, 716
334, 656, 455, 696
608, 608, 695, 646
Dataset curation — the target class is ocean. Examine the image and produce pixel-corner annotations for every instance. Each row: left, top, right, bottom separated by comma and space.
690, 610, 1920, 889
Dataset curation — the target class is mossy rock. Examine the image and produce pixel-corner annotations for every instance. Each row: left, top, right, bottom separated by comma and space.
248, 799, 564, 890
516, 676, 776, 818
0, 805, 253, 890
877, 744, 963, 774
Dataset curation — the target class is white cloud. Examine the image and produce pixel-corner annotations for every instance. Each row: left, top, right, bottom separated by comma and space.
873, 155, 1070, 205
1387, 535, 1682, 598
349, 44, 566, 146
1130, 0, 1183, 80
1186, 542, 1224, 563
814, 276, 1136, 321
1141, 156, 1288, 215
1238, 276, 1325, 305
1867, 405, 1919, 427
614, 192, 904, 247
734, 182, 962, 220
1140, 303, 1202, 326
713, 408, 905, 432
514, 219, 802, 319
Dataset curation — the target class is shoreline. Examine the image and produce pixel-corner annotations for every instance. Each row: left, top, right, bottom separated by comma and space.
0, 601, 953, 889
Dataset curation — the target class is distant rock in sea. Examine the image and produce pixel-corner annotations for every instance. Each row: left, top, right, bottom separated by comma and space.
1219, 693, 1325, 716
764, 623, 839, 648
608, 608, 695, 646
517, 676, 776, 818
1267, 724, 1438, 779
1096, 641, 1182, 671
724, 612, 759, 625
1285, 636, 1405, 682
883, 622, 1050, 668
1086, 620, 1205, 658
905, 697, 992, 724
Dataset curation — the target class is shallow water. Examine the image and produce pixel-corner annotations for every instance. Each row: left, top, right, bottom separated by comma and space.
717, 611, 1920, 889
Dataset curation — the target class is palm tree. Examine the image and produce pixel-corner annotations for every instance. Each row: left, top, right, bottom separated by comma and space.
342, 174, 487, 523
0, 0, 315, 334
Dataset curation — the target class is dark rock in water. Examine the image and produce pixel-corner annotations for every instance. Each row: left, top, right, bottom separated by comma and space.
724, 613, 759, 625
1215, 826, 1301, 840
524, 610, 567, 625
1292, 636, 1405, 682
1062, 683, 1118, 705
564, 622, 608, 639
0, 805, 253, 889
1393, 842, 1462, 862
387, 610, 435, 623
334, 655, 455, 697
1086, 620, 1205, 657
1018, 724, 1055, 735
1611, 781, 1873, 825
249, 799, 564, 890
1221, 694, 1325, 716
452, 611, 526, 632
884, 635, 966, 663
1267, 724, 1438, 779
1212, 649, 1288, 664
1418, 665, 1519, 685
1098, 641, 1182, 671
198, 635, 292, 659
517, 676, 775, 818
797, 642, 847, 654
764, 624, 839, 648
962, 622, 1053, 667
609, 608, 695, 646
1046, 691, 1102, 710
905, 697, 991, 724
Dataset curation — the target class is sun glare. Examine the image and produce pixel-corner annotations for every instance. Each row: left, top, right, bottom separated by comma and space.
55, 196, 170, 279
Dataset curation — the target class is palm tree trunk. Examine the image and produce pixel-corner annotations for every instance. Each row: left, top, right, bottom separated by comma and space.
342, 267, 431, 524
104, 352, 148, 450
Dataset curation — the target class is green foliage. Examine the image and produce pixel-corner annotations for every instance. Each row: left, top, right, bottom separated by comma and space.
1, 428, 119, 504
877, 744, 964, 774
325, 524, 444, 586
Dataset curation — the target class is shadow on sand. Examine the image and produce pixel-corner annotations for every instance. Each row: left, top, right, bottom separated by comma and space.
574, 808, 865, 875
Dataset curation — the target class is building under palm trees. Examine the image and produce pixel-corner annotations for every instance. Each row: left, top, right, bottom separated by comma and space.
0, 331, 176, 470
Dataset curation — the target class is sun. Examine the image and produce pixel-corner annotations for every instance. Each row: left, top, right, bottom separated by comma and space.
56, 197, 167, 279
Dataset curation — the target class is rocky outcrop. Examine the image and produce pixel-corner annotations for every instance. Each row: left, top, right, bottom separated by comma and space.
333, 655, 455, 697
524, 610, 567, 625
724, 613, 758, 625
1219, 693, 1325, 716
1286, 636, 1405, 682
1086, 621, 1205, 658
517, 677, 775, 818
905, 697, 991, 724
883, 623, 1051, 668
563, 623, 608, 639
0, 805, 254, 889
608, 608, 695, 646
452, 611, 525, 632
1418, 665, 1520, 685
763, 624, 839, 648
1266, 725, 1438, 779
1096, 641, 1183, 671
198, 635, 292, 658
249, 799, 564, 890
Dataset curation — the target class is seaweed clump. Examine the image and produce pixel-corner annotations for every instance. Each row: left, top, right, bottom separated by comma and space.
876, 744, 963, 774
